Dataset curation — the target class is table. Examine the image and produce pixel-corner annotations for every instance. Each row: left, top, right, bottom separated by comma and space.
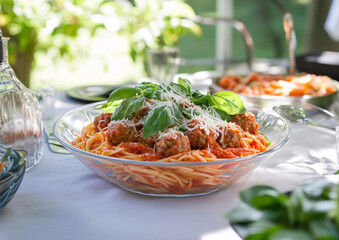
0, 91, 338, 240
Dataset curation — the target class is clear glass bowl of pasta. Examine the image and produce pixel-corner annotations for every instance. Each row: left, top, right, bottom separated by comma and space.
54, 102, 291, 197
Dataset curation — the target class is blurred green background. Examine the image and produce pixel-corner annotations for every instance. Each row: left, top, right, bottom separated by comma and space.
1, 0, 331, 90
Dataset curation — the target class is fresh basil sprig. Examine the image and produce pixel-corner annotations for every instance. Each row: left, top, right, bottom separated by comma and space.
108, 87, 137, 102
227, 179, 339, 240
103, 78, 247, 138
111, 96, 145, 120
99, 100, 122, 113
212, 91, 246, 115
143, 103, 181, 139
178, 77, 192, 94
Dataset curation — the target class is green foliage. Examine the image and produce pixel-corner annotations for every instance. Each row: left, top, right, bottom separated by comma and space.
1, 0, 105, 59
228, 179, 339, 240
105, 0, 202, 67
0, 0, 106, 86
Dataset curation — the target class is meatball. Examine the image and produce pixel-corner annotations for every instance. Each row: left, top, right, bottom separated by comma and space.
187, 119, 217, 149
93, 113, 112, 132
231, 112, 259, 134
217, 123, 244, 148
106, 121, 137, 146
134, 129, 157, 148
155, 132, 191, 158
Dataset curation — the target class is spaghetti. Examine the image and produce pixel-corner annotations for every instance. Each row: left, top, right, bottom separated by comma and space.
219, 73, 337, 97
72, 80, 269, 194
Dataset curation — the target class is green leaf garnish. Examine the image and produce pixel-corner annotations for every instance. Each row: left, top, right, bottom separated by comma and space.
111, 96, 145, 120
136, 82, 158, 98
143, 103, 181, 139
100, 100, 123, 113
108, 87, 137, 102
212, 91, 246, 115
191, 90, 209, 107
214, 107, 231, 121
178, 77, 192, 95
103, 78, 248, 138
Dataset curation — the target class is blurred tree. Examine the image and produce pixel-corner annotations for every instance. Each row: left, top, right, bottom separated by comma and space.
0, 0, 105, 87
107, 0, 202, 75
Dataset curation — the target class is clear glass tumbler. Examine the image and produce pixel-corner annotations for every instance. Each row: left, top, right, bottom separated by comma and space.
147, 47, 179, 84
0, 37, 43, 171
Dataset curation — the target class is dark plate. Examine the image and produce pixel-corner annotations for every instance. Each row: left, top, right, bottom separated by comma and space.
66, 83, 137, 103
296, 51, 339, 80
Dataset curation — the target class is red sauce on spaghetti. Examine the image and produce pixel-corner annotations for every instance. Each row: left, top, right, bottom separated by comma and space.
117, 142, 161, 161
210, 144, 256, 159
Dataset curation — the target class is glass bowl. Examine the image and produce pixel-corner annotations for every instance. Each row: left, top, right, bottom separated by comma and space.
0, 149, 26, 209
53, 102, 291, 197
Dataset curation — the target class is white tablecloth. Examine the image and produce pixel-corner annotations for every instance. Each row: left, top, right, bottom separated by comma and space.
0, 92, 338, 240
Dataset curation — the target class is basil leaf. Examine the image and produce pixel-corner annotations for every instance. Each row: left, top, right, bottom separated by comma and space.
227, 202, 264, 223
214, 107, 231, 121
270, 229, 313, 240
301, 179, 333, 199
137, 82, 157, 90
151, 83, 166, 100
101, 100, 123, 113
111, 96, 145, 120
169, 82, 189, 96
178, 77, 191, 94
180, 106, 201, 119
136, 82, 158, 98
245, 220, 283, 240
191, 90, 210, 107
240, 186, 280, 206
143, 103, 181, 139
108, 87, 137, 102
212, 91, 246, 115
309, 218, 339, 239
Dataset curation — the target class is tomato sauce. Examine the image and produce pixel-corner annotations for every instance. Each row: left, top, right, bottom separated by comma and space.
117, 142, 161, 160
210, 144, 257, 159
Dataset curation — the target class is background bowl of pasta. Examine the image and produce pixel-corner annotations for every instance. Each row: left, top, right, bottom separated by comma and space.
199, 71, 339, 109
54, 100, 290, 197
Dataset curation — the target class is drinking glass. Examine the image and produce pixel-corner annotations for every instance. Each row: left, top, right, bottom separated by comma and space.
147, 48, 179, 84
36, 87, 56, 125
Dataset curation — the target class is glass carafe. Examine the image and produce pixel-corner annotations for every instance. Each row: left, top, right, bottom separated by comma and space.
0, 37, 43, 171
